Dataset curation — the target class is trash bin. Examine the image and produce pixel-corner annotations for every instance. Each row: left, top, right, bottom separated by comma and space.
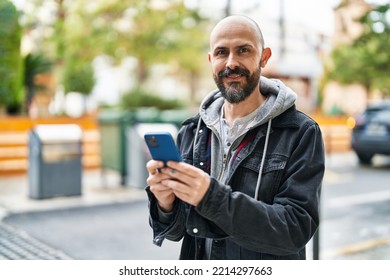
126, 123, 178, 188
98, 110, 134, 185
28, 124, 83, 199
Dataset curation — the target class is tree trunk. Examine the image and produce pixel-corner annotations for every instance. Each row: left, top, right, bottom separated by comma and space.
189, 71, 199, 104
137, 60, 148, 86
0, 105, 6, 116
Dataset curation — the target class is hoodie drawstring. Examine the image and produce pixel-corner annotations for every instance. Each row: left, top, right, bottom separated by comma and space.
194, 116, 272, 201
193, 117, 203, 161
254, 118, 272, 200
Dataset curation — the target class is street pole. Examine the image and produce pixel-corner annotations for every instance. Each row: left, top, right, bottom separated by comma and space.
313, 227, 320, 260
313, 203, 321, 260
279, 0, 285, 58
225, 0, 232, 16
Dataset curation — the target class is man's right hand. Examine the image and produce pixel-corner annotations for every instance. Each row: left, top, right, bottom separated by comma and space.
146, 160, 176, 212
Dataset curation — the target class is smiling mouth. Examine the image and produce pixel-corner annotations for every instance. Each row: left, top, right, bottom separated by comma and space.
218, 67, 249, 79
225, 73, 244, 81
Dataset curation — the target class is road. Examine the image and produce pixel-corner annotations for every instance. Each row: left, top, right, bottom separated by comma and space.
319, 152, 390, 259
2, 152, 390, 260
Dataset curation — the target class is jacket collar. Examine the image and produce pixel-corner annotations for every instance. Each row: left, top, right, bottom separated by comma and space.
270, 106, 300, 129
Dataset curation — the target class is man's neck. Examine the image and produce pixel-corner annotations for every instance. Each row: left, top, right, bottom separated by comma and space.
223, 90, 266, 126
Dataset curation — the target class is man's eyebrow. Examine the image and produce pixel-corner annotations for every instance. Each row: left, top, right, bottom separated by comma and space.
212, 46, 228, 53
213, 43, 253, 50
212, 43, 255, 54
235, 43, 254, 50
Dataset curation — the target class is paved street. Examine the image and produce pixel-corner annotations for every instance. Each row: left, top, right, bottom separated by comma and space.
319, 152, 390, 259
0, 170, 181, 260
2, 200, 181, 260
1, 152, 390, 260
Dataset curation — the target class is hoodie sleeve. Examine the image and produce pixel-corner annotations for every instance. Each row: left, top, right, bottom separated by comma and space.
194, 121, 325, 256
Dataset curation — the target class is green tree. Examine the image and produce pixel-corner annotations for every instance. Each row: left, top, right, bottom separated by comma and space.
327, 3, 390, 97
0, 0, 23, 114
21, 0, 207, 93
65, 0, 207, 85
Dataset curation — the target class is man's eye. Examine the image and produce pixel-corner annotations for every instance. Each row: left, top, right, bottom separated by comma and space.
240, 47, 249, 53
216, 50, 226, 56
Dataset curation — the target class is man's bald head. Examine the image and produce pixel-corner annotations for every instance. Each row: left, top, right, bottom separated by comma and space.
210, 15, 265, 50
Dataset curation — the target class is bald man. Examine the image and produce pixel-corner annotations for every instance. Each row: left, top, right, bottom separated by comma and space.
146, 15, 325, 260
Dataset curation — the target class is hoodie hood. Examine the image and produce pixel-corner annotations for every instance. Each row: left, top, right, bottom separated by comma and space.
199, 76, 297, 129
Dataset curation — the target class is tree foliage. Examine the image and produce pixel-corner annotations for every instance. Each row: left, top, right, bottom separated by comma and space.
0, 0, 23, 113
327, 4, 390, 96
37, 0, 208, 90
18, 0, 209, 110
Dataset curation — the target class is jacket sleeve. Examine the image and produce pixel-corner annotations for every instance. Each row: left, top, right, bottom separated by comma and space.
145, 121, 197, 246
145, 186, 187, 246
194, 122, 325, 256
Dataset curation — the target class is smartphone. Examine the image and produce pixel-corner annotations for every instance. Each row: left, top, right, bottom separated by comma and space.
144, 131, 183, 165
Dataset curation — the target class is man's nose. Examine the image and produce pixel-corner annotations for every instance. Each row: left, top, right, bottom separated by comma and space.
226, 53, 239, 69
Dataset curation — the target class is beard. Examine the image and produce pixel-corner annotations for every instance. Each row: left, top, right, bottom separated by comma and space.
213, 66, 261, 104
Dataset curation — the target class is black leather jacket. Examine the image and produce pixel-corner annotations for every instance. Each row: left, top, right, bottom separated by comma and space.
146, 106, 325, 259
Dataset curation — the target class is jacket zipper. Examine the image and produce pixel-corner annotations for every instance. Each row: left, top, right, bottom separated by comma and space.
218, 154, 228, 181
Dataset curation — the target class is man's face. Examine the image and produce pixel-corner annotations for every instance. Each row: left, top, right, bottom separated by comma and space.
213, 62, 261, 104
208, 20, 270, 104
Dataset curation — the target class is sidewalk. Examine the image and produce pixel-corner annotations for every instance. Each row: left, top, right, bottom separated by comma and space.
0, 169, 149, 260
0, 169, 146, 217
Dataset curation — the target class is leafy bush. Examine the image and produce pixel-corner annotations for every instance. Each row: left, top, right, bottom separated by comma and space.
120, 88, 183, 110
63, 62, 94, 95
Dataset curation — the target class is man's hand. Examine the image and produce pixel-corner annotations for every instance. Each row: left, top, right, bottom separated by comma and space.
146, 160, 176, 212
160, 161, 211, 207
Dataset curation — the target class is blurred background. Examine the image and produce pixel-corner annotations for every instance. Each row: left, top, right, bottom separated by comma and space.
0, 0, 389, 260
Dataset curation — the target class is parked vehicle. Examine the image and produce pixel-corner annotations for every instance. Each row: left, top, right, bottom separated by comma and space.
350, 103, 390, 164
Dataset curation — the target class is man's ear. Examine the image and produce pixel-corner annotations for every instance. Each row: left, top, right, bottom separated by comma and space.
260, 47, 272, 68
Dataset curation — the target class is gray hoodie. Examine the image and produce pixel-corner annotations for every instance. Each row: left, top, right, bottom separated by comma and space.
199, 76, 297, 198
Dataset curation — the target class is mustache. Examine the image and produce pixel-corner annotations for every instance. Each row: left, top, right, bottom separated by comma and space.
217, 67, 250, 78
